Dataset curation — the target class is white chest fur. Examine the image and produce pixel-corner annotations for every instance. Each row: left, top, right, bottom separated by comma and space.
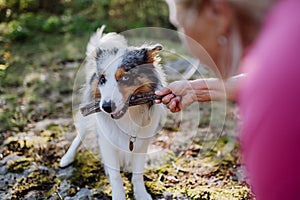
95, 104, 165, 171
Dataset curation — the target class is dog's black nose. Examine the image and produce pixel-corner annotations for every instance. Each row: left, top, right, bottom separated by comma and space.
102, 101, 116, 113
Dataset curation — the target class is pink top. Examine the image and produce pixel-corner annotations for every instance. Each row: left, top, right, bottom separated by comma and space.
239, 0, 300, 199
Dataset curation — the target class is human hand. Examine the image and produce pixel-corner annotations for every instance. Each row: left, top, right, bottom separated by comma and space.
155, 74, 245, 112
155, 80, 198, 112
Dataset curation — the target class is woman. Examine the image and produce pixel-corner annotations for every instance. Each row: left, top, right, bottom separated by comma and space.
157, 0, 300, 199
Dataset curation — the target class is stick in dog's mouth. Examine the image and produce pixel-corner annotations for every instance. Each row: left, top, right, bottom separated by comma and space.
80, 91, 163, 118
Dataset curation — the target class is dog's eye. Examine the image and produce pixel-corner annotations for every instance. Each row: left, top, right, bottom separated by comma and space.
99, 75, 106, 85
122, 75, 130, 81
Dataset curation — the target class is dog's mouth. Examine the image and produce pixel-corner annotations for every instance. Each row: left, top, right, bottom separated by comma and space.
110, 99, 130, 120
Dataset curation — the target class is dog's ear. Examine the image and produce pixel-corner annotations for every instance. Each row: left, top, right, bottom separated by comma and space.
95, 48, 118, 63
146, 44, 163, 63
151, 44, 163, 51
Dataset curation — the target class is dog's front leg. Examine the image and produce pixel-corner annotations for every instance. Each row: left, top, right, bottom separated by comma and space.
106, 167, 126, 200
59, 132, 82, 167
132, 155, 152, 200
132, 173, 152, 200
60, 112, 88, 168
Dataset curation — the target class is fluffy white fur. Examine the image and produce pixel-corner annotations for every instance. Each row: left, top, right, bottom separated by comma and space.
60, 26, 166, 200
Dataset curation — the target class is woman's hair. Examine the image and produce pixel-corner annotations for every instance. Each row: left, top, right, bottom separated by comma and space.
175, 0, 277, 47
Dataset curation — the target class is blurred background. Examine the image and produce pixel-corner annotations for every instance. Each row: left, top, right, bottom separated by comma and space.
0, 0, 172, 132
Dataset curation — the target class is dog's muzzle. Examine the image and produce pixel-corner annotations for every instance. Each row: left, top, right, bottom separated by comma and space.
101, 100, 116, 114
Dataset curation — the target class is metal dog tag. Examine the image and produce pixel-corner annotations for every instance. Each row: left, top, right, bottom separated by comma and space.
129, 136, 136, 151
129, 141, 134, 151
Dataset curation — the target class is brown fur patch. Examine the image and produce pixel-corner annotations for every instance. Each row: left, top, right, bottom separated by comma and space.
146, 46, 161, 63
132, 77, 153, 95
118, 77, 153, 103
115, 67, 126, 81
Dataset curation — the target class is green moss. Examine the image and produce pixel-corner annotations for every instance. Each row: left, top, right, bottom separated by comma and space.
46, 178, 62, 198
43, 123, 71, 139
67, 186, 78, 196
101, 184, 112, 198
5, 136, 47, 150
10, 108, 29, 131
40, 129, 62, 140
7, 157, 33, 173
145, 180, 167, 195
185, 186, 251, 200
4, 138, 31, 155
70, 151, 107, 188
10, 170, 56, 199
69, 151, 140, 199
142, 137, 252, 200
46, 123, 65, 131
31, 142, 65, 168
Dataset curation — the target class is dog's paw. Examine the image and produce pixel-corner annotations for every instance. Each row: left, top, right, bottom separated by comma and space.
112, 195, 126, 200
134, 191, 152, 200
59, 153, 75, 168
112, 192, 126, 200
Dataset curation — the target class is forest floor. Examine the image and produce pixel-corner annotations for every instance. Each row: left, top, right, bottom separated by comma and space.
0, 32, 253, 200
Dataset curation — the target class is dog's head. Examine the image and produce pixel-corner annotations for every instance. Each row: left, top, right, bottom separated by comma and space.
89, 44, 163, 116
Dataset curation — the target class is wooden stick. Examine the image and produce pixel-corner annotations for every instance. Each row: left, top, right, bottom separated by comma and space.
80, 91, 163, 117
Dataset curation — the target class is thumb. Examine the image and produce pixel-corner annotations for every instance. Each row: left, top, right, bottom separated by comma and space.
155, 87, 172, 96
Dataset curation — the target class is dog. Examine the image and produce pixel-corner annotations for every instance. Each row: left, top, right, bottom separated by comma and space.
60, 26, 166, 200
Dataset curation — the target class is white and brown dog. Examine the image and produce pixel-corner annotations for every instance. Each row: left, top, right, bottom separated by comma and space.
60, 26, 166, 200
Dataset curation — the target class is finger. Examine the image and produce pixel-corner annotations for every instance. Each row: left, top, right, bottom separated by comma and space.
167, 98, 180, 110
168, 99, 177, 109
167, 98, 180, 107
155, 99, 162, 104
155, 87, 172, 96
173, 96, 182, 110
170, 104, 181, 113
162, 93, 175, 104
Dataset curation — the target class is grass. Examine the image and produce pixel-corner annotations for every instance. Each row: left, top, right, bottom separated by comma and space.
0, 31, 88, 132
